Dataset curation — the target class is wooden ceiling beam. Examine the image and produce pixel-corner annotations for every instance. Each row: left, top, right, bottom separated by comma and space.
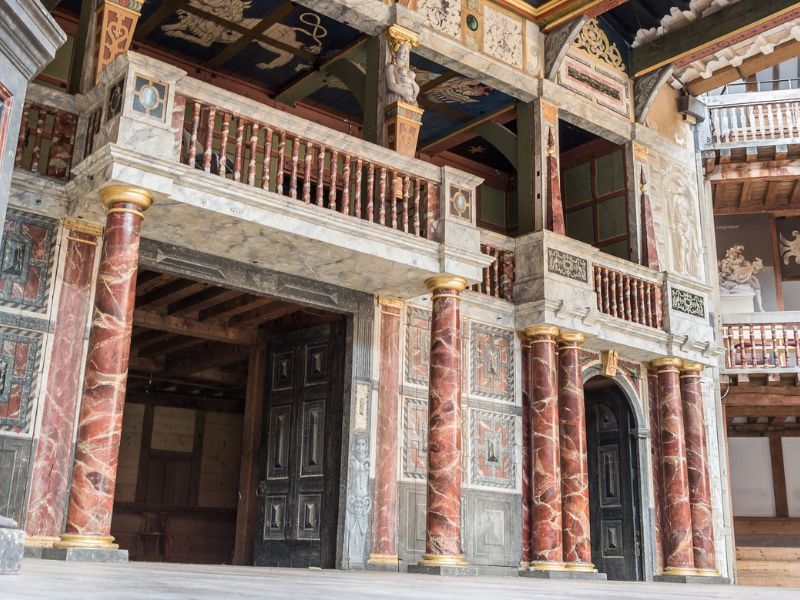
199, 295, 275, 323
707, 160, 800, 182
630, 0, 800, 77
137, 279, 207, 308
726, 405, 800, 417
136, 272, 174, 295
133, 309, 258, 345
725, 386, 800, 405
230, 301, 302, 327
168, 287, 241, 317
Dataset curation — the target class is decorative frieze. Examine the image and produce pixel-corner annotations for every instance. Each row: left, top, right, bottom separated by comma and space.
671, 287, 705, 319
482, 5, 523, 69
546, 248, 588, 283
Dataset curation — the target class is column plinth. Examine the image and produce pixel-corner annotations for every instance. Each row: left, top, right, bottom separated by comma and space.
526, 325, 566, 571
680, 361, 718, 575
52, 185, 152, 554
417, 276, 468, 568
557, 332, 594, 572
651, 357, 694, 574
368, 299, 403, 566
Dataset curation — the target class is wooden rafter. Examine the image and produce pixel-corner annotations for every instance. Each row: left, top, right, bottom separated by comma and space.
133, 309, 258, 346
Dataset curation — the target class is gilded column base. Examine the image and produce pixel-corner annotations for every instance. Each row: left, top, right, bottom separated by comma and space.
564, 561, 597, 573
52, 533, 119, 550
367, 553, 399, 565
664, 566, 719, 577
417, 553, 469, 567
694, 568, 721, 577
529, 560, 568, 572
24, 535, 61, 549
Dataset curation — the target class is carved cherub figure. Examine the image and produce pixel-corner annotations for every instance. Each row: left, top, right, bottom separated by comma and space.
386, 44, 420, 106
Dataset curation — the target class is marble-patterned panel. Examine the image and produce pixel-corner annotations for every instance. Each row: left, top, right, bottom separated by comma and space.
470, 408, 515, 489
466, 489, 519, 566
0, 209, 56, 314
402, 396, 428, 480
0, 326, 43, 435
405, 307, 430, 386
470, 323, 514, 402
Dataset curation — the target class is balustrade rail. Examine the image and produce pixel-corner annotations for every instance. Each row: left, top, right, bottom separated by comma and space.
593, 264, 662, 328
14, 100, 78, 180
709, 98, 800, 145
471, 243, 514, 301
178, 97, 439, 240
722, 321, 800, 369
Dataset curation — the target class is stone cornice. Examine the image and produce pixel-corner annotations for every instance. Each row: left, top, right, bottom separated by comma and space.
0, 0, 65, 79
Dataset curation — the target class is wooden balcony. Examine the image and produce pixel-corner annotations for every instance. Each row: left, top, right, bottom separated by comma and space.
721, 312, 800, 383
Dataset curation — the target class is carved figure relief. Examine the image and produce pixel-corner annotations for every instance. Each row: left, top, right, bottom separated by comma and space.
665, 171, 703, 280
386, 32, 420, 106
346, 433, 371, 565
718, 245, 764, 312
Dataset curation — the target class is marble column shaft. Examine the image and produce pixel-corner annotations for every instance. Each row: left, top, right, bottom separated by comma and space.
25, 223, 101, 542
680, 363, 717, 573
653, 358, 694, 572
520, 339, 532, 565
369, 300, 402, 563
528, 326, 563, 568
58, 186, 152, 548
419, 277, 467, 566
557, 333, 592, 568
647, 370, 666, 573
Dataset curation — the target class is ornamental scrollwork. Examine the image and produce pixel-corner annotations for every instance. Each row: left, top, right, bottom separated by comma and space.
670, 287, 705, 319
573, 19, 624, 71
547, 248, 588, 283
718, 245, 764, 312
780, 230, 800, 266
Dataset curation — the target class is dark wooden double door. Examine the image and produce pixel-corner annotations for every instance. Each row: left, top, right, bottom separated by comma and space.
254, 323, 344, 568
586, 382, 642, 581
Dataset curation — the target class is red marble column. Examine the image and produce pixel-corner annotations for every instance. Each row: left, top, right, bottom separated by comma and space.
651, 357, 694, 574
54, 185, 152, 551
520, 337, 532, 567
369, 299, 403, 565
418, 276, 468, 567
680, 361, 718, 575
527, 325, 565, 571
647, 369, 666, 574
557, 332, 594, 571
25, 220, 102, 547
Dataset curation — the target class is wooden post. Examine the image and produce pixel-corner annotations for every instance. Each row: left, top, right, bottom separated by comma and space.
233, 344, 267, 565
769, 434, 788, 518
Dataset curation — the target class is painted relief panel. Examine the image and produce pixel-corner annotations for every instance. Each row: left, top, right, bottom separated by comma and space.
0, 210, 56, 314
482, 5, 523, 69
470, 323, 513, 401
470, 409, 515, 489
405, 307, 430, 386
402, 396, 428, 480
417, 0, 461, 38
0, 326, 43, 435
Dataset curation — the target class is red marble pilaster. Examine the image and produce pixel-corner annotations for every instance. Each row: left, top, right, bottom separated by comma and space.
55, 185, 152, 550
647, 369, 666, 574
25, 220, 102, 546
680, 362, 718, 575
546, 128, 565, 235
557, 332, 594, 571
527, 325, 565, 570
520, 337, 532, 566
639, 167, 660, 271
652, 357, 694, 574
369, 299, 403, 565
418, 276, 468, 567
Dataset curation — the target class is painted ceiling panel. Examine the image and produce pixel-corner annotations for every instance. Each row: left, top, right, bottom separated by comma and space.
449, 136, 516, 173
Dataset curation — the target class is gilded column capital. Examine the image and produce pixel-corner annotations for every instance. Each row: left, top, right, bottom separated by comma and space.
680, 361, 705, 374
557, 331, 585, 344
99, 185, 153, 215
650, 357, 683, 370
425, 275, 468, 293
524, 325, 560, 338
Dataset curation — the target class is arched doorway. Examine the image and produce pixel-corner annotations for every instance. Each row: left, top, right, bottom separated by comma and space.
585, 376, 643, 581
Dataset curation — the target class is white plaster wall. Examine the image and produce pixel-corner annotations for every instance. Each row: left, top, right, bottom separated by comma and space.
782, 438, 800, 518
729, 437, 775, 517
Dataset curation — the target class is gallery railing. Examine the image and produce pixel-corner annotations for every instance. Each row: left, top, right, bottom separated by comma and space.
704, 90, 800, 146
471, 236, 514, 301
722, 314, 800, 370
593, 262, 663, 329
176, 94, 439, 241
14, 85, 79, 181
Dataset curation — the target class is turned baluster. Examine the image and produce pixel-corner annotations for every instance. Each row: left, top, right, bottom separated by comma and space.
289, 136, 300, 199
638, 281, 648, 325
261, 126, 273, 190
327, 149, 339, 210
482, 247, 490, 294
30, 107, 46, 173
316, 146, 326, 207
623, 275, 632, 321
643, 283, 652, 327
354, 158, 363, 218
187, 101, 201, 168
601, 267, 610, 314
413, 178, 421, 236
15, 103, 31, 168
723, 326, 733, 368
379, 167, 387, 225
218, 112, 231, 177
366, 163, 375, 221
247, 122, 259, 186
593, 266, 602, 310
402, 176, 410, 233
303, 141, 313, 203
276, 130, 286, 194
233, 117, 244, 182
492, 248, 500, 297
747, 105, 756, 140
427, 184, 439, 241
390, 171, 398, 229
631, 279, 640, 324
609, 270, 618, 317
342, 155, 351, 216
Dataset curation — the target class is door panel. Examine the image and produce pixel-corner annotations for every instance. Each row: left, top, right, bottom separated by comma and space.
587, 385, 641, 581
254, 323, 343, 568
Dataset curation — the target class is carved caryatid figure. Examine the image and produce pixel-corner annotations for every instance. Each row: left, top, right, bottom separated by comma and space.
386, 26, 421, 106
718, 245, 764, 312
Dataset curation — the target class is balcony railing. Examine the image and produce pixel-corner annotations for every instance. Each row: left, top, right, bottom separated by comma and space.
14, 86, 78, 181
471, 236, 514, 301
593, 263, 662, 329
722, 314, 800, 370
704, 90, 800, 147
178, 95, 439, 240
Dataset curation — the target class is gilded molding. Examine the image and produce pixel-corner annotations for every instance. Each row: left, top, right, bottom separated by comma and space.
62, 218, 103, 237
425, 275, 468, 292
99, 185, 153, 211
